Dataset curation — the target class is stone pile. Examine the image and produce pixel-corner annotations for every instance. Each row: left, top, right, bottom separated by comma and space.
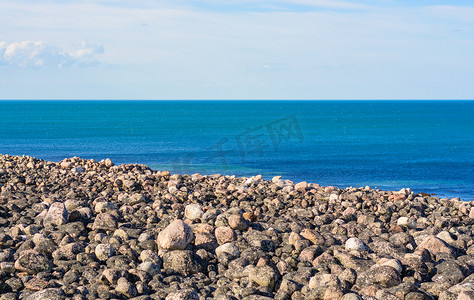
0, 154, 473, 300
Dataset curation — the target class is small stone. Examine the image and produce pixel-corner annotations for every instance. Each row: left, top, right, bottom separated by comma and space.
104, 158, 114, 167
129, 193, 146, 205
193, 227, 218, 251
15, 250, 51, 274
215, 243, 240, 258
377, 258, 403, 273
94, 201, 116, 213
72, 166, 84, 173
249, 265, 279, 290
92, 213, 118, 231
278, 278, 300, 295
309, 273, 340, 289
95, 244, 114, 261
345, 237, 369, 252
162, 250, 205, 275
165, 289, 200, 300
288, 232, 301, 246
139, 249, 161, 263
415, 236, 455, 258
356, 265, 401, 288
43, 202, 68, 227
60, 161, 71, 169
295, 181, 307, 193
1, 262, 15, 273
102, 268, 125, 284
215, 226, 237, 245
157, 220, 194, 250
185, 204, 204, 221
24, 288, 66, 300
324, 286, 345, 300
52, 242, 84, 260
397, 217, 416, 229
341, 293, 362, 300
228, 214, 248, 231
137, 261, 161, 276
115, 277, 137, 298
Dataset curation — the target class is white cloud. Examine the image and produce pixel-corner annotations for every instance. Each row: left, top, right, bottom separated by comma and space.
0, 40, 104, 68
69, 41, 104, 66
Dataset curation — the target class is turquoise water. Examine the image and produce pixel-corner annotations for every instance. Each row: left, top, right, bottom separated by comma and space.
1, 100, 473, 200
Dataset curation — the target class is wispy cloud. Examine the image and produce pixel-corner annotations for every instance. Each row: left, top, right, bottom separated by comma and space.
424, 5, 474, 23
0, 40, 104, 68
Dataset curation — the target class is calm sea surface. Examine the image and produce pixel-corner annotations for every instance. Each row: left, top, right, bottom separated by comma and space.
1, 100, 473, 200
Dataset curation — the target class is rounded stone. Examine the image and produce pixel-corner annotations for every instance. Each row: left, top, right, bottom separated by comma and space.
185, 204, 204, 221
215, 226, 237, 245
228, 214, 248, 231
162, 250, 205, 275
345, 237, 370, 252
341, 293, 362, 300
157, 219, 194, 250
397, 217, 416, 229
15, 250, 51, 275
95, 243, 114, 261
215, 243, 240, 258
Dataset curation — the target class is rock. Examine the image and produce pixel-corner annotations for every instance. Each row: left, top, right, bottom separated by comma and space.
295, 181, 307, 193
356, 265, 401, 288
24, 288, 66, 300
162, 250, 205, 275
43, 202, 68, 227
345, 237, 370, 252
194, 232, 218, 251
377, 258, 403, 273
185, 204, 204, 221
95, 243, 114, 261
139, 249, 162, 263
324, 286, 345, 300
165, 289, 200, 300
397, 217, 416, 229
52, 242, 84, 260
115, 277, 138, 298
249, 265, 279, 290
228, 214, 248, 231
157, 220, 194, 250
309, 273, 341, 289
415, 236, 456, 258
278, 278, 301, 295
92, 213, 118, 231
15, 250, 51, 274
341, 293, 362, 300
215, 226, 237, 245
215, 243, 240, 258
137, 261, 161, 276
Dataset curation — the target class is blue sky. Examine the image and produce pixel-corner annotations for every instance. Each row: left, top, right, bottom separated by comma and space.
0, 0, 473, 99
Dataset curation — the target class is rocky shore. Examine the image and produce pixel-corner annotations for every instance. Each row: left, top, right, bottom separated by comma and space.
0, 154, 473, 300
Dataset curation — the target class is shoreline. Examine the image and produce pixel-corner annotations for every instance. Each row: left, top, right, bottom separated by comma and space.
0, 154, 473, 299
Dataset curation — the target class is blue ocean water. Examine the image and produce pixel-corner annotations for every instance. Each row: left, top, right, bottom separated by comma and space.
0, 100, 473, 200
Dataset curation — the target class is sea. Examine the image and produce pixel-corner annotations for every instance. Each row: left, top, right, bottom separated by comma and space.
0, 100, 473, 201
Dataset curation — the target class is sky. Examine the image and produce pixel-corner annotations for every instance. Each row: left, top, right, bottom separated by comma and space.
0, 0, 473, 100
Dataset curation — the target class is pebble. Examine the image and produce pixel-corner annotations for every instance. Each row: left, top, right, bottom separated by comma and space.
185, 204, 204, 221
43, 202, 68, 227
345, 237, 370, 252
157, 219, 194, 250
95, 243, 114, 261
215, 242, 240, 257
